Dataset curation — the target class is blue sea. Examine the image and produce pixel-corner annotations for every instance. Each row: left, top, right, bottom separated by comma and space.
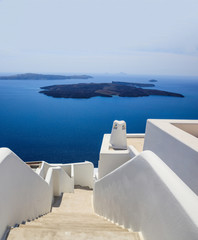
0, 74, 198, 166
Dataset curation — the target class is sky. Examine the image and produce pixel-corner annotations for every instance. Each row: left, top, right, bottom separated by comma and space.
0, 0, 198, 76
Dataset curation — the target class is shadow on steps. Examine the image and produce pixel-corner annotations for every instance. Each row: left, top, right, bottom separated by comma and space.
52, 193, 63, 208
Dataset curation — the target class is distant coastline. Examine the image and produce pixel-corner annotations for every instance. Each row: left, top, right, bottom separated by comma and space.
0, 73, 93, 80
40, 81, 184, 99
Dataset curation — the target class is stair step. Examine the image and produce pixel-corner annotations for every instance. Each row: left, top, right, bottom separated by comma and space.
8, 189, 140, 240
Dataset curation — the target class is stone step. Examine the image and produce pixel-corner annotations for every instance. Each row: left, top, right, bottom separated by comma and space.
8, 189, 140, 240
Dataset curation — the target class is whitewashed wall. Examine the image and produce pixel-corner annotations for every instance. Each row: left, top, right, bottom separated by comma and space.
0, 148, 52, 240
36, 161, 51, 179
37, 162, 74, 193
98, 134, 131, 179
73, 162, 94, 189
50, 167, 74, 195
43, 161, 94, 189
128, 145, 139, 158
61, 164, 72, 177
0, 147, 94, 239
94, 151, 198, 240
143, 119, 198, 195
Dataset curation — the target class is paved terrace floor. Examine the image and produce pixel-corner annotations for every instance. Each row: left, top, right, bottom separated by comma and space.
127, 137, 144, 152
8, 188, 140, 240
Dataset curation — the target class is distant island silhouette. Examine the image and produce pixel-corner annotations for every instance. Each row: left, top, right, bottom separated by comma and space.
40, 81, 184, 99
0, 73, 93, 80
149, 79, 158, 82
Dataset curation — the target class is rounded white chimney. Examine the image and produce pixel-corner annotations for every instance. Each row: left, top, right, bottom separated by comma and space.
110, 120, 127, 150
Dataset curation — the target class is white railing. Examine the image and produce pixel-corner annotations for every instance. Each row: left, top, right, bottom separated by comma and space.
0, 147, 95, 239
144, 119, 198, 195
0, 148, 52, 239
94, 150, 198, 240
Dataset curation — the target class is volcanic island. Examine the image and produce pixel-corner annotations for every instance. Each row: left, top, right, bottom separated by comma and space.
39, 81, 184, 99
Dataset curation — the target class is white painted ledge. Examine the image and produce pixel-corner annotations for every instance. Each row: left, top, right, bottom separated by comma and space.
98, 134, 144, 179
144, 119, 198, 195
0, 148, 52, 239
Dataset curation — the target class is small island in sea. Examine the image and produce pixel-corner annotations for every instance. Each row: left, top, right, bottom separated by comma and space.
39, 81, 184, 98
0, 73, 93, 80
149, 79, 158, 82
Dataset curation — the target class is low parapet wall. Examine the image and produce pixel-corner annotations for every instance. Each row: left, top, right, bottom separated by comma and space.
40, 161, 94, 189
37, 162, 74, 194
143, 119, 198, 195
0, 148, 52, 240
98, 134, 131, 179
73, 162, 94, 189
94, 151, 198, 240
45, 167, 74, 196
0, 148, 94, 239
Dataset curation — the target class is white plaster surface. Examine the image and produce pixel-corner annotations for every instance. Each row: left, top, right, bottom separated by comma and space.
39, 162, 74, 193
94, 168, 98, 180
128, 145, 139, 158
49, 162, 94, 189
110, 120, 127, 150
0, 148, 52, 239
37, 161, 51, 179
98, 134, 144, 179
73, 162, 94, 189
98, 134, 131, 179
0, 148, 95, 239
49, 167, 74, 196
38, 161, 94, 190
94, 150, 198, 240
143, 119, 198, 195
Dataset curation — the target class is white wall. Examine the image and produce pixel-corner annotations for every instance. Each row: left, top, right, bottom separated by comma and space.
50, 167, 74, 195
143, 119, 198, 195
0, 148, 52, 239
61, 164, 72, 177
98, 134, 143, 179
42, 162, 94, 189
0, 146, 95, 239
38, 162, 74, 194
94, 151, 198, 240
36, 161, 51, 179
98, 134, 131, 179
73, 162, 94, 189
128, 145, 139, 158
98, 154, 130, 179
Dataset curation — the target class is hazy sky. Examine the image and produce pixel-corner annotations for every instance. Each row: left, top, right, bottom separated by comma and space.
0, 0, 198, 75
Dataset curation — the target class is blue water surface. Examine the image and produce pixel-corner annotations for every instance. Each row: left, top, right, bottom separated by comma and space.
0, 74, 198, 166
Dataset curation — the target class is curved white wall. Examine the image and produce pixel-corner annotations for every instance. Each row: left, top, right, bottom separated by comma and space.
94, 151, 198, 240
0, 147, 94, 239
143, 119, 198, 195
0, 148, 52, 239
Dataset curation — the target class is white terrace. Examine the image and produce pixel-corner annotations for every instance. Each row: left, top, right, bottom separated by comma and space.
0, 119, 198, 240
